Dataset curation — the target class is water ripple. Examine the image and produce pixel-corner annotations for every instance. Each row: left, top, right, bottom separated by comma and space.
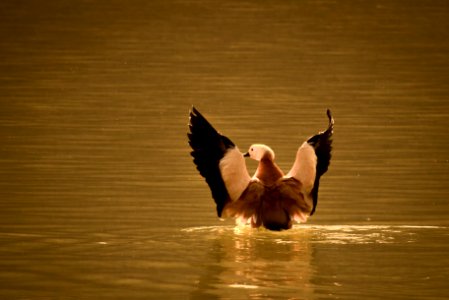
182, 224, 446, 244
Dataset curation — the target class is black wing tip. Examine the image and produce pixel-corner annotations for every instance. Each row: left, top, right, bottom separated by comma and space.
188, 106, 209, 127
189, 106, 198, 121
306, 110, 334, 144
326, 109, 334, 131
190, 105, 198, 115
216, 206, 224, 217
326, 108, 332, 122
188, 106, 205, 134
189, 105, 202, 123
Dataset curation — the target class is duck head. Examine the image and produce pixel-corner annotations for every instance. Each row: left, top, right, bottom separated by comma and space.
244, 144, 275, 161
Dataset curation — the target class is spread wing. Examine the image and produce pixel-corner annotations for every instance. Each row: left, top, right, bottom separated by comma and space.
187, 107, 251, 217
286, 109, 334, 215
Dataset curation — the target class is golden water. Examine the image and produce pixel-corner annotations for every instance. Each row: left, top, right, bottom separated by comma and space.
1, 1, 448, 299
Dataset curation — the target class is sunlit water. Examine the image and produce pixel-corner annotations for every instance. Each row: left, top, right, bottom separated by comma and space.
1, 0, 449, 299
1, 225, 447, 299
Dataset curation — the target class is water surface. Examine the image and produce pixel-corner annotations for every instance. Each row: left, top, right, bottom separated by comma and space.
1, 0, 448, 299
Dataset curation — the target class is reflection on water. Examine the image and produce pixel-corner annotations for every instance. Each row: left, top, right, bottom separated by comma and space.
182, 225, 448, 299
184, 225, 314, 299
0, 224, 448, 299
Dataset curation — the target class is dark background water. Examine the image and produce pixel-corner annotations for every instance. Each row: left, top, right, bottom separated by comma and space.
1, 0, 448, 299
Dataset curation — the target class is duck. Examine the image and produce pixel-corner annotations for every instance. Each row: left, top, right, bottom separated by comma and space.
187, 107, 333, 231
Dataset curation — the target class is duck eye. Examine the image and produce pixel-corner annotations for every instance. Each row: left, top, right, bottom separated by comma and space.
251, 148, 254, 151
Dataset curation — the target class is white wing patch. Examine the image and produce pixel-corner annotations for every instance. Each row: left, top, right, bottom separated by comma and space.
286, 142, 317, 193
219, 147, 251, 202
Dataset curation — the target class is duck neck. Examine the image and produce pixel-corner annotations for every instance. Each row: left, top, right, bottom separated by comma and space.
255, 157, 284, 186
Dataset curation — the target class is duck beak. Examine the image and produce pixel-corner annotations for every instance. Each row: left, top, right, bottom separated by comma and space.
243, 152, 250, 157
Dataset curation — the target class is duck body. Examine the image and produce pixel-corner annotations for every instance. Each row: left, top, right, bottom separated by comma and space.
188, 107, 333, 231
231, 178, 306, 231
224, 151, 312, 231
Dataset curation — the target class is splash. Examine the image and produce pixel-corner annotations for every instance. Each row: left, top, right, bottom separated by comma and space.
181, 224, 446, 244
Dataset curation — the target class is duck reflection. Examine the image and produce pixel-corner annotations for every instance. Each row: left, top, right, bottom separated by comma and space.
189, 225, 315, 299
